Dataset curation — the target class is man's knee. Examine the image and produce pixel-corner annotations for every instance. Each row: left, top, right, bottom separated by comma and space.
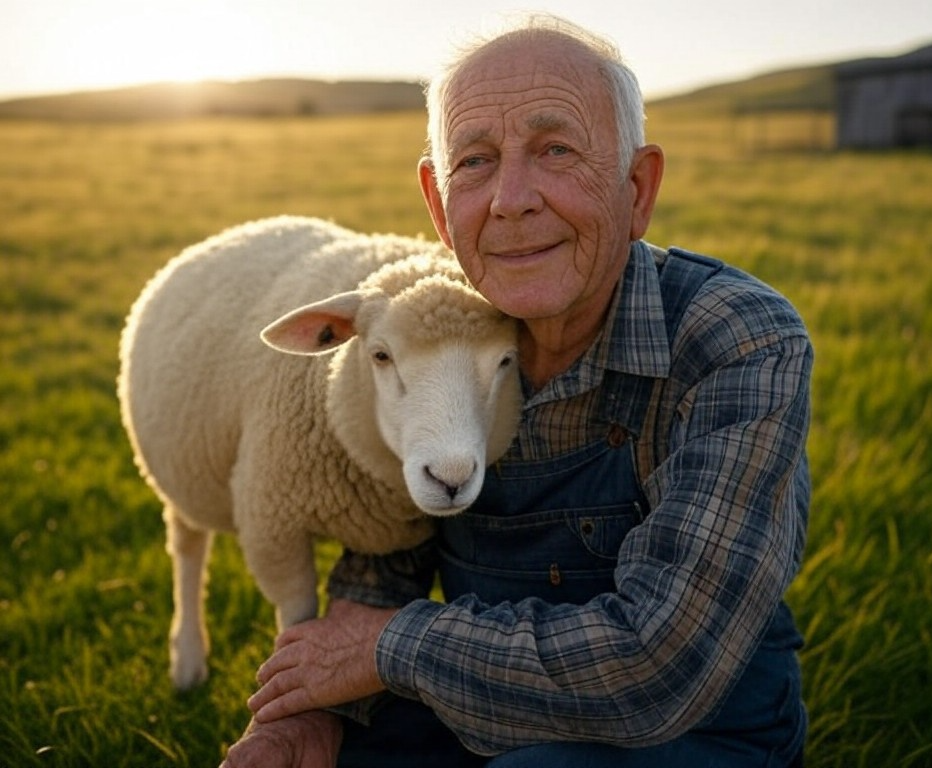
485, 737, 802, 768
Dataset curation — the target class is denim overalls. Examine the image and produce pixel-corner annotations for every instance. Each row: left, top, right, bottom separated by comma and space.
339, 249, 807, 768
437, 391, 806, 767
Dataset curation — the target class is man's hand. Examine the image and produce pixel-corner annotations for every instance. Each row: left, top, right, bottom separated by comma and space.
248, 599, 398, 723
220, 711, 343, 768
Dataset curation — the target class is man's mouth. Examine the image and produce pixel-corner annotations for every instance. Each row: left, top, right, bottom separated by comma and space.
491, 243, 558, 259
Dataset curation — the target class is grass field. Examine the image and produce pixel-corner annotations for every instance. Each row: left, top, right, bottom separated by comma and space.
1, 107, 930, 767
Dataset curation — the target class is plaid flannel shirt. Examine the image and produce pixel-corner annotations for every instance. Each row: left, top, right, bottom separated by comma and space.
328, 240, 813, 755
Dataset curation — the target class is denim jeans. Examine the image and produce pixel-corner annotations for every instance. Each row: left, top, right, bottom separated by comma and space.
339, 687, 805, 768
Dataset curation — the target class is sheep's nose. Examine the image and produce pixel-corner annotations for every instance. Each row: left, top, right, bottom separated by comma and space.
424, 458, 477, 501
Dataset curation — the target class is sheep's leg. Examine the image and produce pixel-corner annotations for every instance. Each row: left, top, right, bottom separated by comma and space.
238, 527, 319, 631
165, 505, 213, 690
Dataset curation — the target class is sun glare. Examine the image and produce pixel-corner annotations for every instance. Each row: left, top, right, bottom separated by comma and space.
66, 0, 259, 90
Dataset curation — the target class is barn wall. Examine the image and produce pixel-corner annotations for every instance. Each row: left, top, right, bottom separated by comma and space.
836, 49, 932, 149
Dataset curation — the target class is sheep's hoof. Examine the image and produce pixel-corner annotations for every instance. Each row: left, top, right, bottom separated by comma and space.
171, 654, 209, 690
170, 623, 209, 689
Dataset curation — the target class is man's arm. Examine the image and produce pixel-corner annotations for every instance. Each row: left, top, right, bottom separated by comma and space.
377, 332, 813, 755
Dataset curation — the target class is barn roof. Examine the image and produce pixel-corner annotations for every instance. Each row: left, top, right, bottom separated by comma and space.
836, 43, 932, 80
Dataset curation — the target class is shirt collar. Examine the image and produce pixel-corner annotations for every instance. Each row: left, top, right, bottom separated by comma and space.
600, 239, 671, 379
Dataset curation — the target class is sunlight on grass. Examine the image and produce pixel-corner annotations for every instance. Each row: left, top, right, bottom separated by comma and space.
1, 108, 930, 766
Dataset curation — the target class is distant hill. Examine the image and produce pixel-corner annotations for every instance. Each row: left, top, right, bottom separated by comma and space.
0, 78, 426, 121
1, 45, 923, 121
649, 63, 836, 114
651, 40, 932, 115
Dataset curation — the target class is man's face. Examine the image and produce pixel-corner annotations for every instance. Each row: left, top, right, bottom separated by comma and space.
429, 34, 637, 326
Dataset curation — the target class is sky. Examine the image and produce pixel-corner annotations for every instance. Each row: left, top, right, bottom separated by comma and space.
2, 0, 930, 101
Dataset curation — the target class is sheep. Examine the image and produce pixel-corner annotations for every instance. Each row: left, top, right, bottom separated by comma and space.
118, 215, 521, 689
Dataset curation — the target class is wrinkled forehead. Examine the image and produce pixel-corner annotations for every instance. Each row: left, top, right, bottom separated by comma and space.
443, 32, 610, 139
450, 31, 602, 100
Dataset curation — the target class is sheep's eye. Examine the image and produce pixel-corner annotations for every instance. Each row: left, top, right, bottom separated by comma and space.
499, 353, 515, 369
372, 350, 392, 365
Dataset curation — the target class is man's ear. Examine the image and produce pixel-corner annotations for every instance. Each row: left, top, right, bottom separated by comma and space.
418, 157, 453, 250
628, 144, 665, 241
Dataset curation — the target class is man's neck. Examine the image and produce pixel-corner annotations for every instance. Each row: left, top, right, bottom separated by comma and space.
518, 311, 605, 391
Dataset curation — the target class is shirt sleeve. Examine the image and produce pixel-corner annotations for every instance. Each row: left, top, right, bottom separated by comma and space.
326, 538, 439, 608
375, 310, 813, 755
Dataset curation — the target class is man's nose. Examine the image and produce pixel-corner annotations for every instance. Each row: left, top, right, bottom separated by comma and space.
490, 157, 542, 219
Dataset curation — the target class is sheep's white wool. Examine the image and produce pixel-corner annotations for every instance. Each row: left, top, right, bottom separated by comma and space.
118, 216, 520, 689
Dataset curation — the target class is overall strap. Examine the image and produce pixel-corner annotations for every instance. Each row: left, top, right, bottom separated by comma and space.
634, 247, 724, 502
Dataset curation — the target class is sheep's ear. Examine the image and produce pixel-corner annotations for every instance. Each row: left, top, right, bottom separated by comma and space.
261, 291, 363, 356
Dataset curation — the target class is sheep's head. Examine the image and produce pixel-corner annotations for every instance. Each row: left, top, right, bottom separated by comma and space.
261, 257, 521, 517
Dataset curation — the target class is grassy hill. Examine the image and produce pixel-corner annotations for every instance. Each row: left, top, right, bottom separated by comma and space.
4, 40, 931, 122
0, 78, 426, 121
650, 63, 836, 114
0, 57, 843, 122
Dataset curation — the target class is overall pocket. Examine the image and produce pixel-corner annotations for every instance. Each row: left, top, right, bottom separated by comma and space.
440, 440, 648, 605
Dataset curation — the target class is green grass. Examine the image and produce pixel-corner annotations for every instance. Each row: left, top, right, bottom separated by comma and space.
1, 108, 931, 766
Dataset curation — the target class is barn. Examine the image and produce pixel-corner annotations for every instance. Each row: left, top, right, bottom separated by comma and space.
835, 43, 932, 148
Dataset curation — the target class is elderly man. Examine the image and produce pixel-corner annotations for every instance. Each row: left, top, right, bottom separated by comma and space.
223, 14, 811, 768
